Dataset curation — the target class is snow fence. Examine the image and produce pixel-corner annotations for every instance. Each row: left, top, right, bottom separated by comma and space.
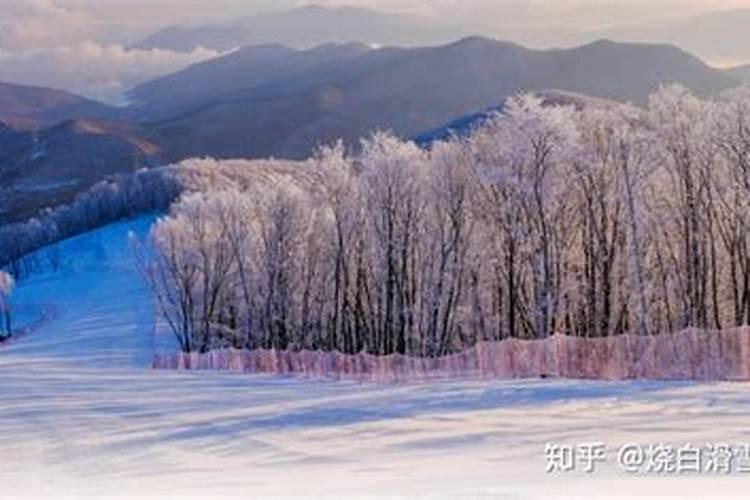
153, 328, 750, 382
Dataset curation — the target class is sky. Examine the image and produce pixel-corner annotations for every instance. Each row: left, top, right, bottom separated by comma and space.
1, 0, 748, 102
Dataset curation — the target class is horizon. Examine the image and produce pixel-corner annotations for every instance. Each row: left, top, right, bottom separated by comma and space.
2, 1, 750, 102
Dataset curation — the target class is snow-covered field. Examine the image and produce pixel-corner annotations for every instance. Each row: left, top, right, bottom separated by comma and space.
3, 218, 750, 499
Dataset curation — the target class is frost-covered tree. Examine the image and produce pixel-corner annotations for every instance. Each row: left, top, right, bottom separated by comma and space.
139, 87, 750, 357
471, 94, 580, 339
648, 84, 721, 329
315, 142, 361, 352
712, 88, 750, 326
0, 271, 14, 338
148, 191, 257, 352
358, 132, 430, 354
420, 140, 476, 354
0, 167, 182, 278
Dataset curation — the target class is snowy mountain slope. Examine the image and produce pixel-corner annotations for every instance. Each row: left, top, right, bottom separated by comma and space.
3, 218, 750, 498
413, 90, 616, 145
2, 216, 167, 367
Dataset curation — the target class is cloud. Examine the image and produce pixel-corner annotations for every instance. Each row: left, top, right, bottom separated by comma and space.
0, 42, 223, 103
0, 1, 276, 101
0, 0, 95, 50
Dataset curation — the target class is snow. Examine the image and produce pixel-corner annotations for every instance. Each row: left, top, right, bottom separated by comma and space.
2, 217, 750, 499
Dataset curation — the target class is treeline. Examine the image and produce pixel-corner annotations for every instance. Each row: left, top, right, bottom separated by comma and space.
0, 156, 312, 280
143, 85, 750, 356
0, 168, 184, 278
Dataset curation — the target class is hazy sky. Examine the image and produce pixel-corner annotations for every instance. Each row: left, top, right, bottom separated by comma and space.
5, 0, 750, 50
1, 0, 749, 102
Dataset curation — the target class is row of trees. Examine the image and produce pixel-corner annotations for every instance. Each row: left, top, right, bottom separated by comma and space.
3, 84, 746, 356
0, 156, 306, 280
0, 167, 182, 278
140, 85, 750, 355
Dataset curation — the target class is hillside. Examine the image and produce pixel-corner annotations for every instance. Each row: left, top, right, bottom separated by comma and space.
0, 119, 162, 224
0, 81, 118, 130
128, 42, 371, 118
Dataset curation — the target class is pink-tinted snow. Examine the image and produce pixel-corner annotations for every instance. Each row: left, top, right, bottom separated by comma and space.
154, 328, 750, 382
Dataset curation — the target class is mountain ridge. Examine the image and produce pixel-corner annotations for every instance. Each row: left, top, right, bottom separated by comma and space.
133, 5, 480, 52
137, 36, 736, 162
0, 81, 119, 130
0, 36, 741, 224
573, 9, 750, 64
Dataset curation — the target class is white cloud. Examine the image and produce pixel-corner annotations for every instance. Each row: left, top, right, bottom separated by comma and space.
0, 0, 275, 101
0, 42, 223, 104
0, 0, 94, 50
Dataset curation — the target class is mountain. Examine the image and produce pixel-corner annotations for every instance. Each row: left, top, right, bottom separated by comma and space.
128, 42, 371, 118
133, 5, 478, 52
0, 81, 118, 130
729, 65, 750, 83
134, 6, 750, 67
0, 37, 740, 224
0, 119, 162, 224
140, 37, 738, 162
576, 9, 750, 65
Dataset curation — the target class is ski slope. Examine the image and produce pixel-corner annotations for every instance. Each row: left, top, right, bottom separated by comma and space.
2, 217, 750, 499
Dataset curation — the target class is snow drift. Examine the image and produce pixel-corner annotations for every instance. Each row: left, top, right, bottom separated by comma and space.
154, 327, 750, 382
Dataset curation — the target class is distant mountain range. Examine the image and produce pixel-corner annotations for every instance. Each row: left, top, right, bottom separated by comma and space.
729, 65, 750, 83
128, 42, 371, 118
136, 37, 736, 162
133, 5, 480, 52
0, 36, 742, 224
133, 5, 750, 67
576, 9, 750, 66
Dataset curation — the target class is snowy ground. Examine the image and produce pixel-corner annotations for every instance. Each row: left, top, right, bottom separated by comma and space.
3, 218, 750, 499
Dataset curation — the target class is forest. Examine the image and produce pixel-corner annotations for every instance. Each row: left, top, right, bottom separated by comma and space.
137, 85, 750, 356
